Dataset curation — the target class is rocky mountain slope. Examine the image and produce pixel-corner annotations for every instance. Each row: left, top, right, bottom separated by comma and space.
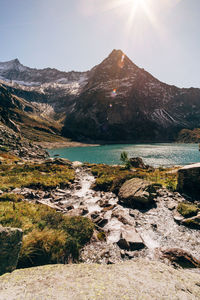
0, 84, 71, 158
62, 50, 200, 142
0, 59, 88, 117
1, 51, 200, 142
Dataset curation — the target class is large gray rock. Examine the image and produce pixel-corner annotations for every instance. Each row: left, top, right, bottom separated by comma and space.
177, 163, 200, 199
118, 178, 160, 208
0, 226, 23, 276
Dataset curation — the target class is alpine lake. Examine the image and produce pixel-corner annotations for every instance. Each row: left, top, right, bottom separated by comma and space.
48, 143, 200, 167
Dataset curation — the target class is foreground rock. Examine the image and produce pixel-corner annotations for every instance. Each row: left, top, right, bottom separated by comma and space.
0, 226, 23, 276
117, 225, 145, 251
0, 259, 200, 299
118, 178, 160, 208
177, 163, 200, 199
161, 248, 200, 269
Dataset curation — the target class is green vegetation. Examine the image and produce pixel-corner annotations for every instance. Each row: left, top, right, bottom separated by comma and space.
0, 193, 24, 202
0, 201, 94, 267
97, 231, 106, 241
90, 164, 135, 193
0, 162, 75, 191
120, 151, 131, 169
177, 202, 199, 218
90, 164, 178, 194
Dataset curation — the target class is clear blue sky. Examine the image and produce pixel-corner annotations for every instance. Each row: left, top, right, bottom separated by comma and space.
0, 0, 199, 88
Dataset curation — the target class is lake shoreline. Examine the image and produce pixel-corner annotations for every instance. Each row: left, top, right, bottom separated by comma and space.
47, 143, 200, 167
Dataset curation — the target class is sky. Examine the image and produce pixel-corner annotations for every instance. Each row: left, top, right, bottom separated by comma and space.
0, 0, 199, 88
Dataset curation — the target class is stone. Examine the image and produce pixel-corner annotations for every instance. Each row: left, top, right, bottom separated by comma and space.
117, 225, 145, 251
173, 212, 184, 224
177, 163, 200, 199
161, 248, 200, 268
80, 207, 89, 216
181, 213, 200, 229
129, 157, 148, 169
118, 178, 161, 208
72, 161, 83, 168
111, 207, 135, 226
167, 202, 176, 211
0, 226, 23, 275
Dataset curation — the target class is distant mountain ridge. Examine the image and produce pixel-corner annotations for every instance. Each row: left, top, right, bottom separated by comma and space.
1, 50, 200, 142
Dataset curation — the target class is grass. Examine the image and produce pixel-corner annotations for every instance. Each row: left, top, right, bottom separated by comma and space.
0, 162, 75, 191
0, 201, 94, 268
90, 164, 135, 193
90, 164, 178, 194
0, 193, 24, 202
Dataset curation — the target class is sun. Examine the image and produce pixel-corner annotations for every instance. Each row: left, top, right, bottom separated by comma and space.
133, 0, 146, 7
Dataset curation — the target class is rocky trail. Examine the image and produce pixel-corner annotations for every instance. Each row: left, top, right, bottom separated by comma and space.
12, 164, 200, 269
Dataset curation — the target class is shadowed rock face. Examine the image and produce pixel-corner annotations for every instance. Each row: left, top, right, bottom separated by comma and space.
0, 226, 23, 276
177, 163, 200, 200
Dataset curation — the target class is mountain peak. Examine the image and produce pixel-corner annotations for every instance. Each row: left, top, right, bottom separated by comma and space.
12, 58, 20, 64
109, 49, 124, 57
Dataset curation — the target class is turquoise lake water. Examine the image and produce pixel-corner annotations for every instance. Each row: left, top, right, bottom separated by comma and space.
48, 143, 200, 167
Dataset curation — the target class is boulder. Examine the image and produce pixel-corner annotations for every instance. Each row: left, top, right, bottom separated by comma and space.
0, 226, 23, 275
129, 157, 147, 169
118, 178, 160, 208
177, 163, 200, 199
117, 225, 145, 251
161, 248, 200, 268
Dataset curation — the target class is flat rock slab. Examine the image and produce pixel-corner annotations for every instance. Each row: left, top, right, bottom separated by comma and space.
0, 259, 200, 299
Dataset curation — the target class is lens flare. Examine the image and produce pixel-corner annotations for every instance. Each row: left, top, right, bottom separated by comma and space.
112, 89, 117, 97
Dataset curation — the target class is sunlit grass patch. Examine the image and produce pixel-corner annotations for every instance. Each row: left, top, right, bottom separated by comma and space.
0, 201, 94, 267
0, 162, 75, 191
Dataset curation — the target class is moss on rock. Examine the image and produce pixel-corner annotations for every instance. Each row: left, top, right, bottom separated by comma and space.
177, 202, 199, 218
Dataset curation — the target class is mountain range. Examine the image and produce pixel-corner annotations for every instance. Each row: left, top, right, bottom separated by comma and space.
1, 49, 200, 143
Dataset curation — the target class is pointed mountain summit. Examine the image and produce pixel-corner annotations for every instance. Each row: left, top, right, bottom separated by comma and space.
87, 49, 139, 87
62, 50, 200, 142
